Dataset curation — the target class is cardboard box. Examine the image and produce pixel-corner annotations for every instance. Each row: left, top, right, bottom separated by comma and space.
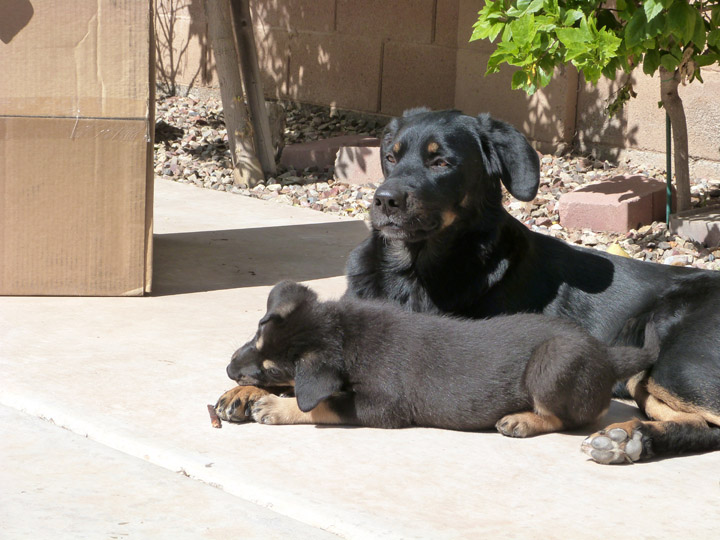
0, 0, 154, 295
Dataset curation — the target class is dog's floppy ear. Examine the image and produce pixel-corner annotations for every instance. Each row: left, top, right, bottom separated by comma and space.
264, 280, 318, 321
294, 353, 343, 412
474, 113, 540, 201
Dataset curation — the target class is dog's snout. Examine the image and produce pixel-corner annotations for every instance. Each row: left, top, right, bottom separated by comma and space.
374, 187, 407, 214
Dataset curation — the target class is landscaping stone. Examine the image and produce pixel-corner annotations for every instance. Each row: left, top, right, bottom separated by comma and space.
280, 135, 380, 171
670, 205, 720, 247
334, 145, 383, 185
558, 175, 672, 233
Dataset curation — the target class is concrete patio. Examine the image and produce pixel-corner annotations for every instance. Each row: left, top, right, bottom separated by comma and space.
2, 179, 719, 539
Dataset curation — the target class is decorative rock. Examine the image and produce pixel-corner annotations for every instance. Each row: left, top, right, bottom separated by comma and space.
558, 175, 674, 233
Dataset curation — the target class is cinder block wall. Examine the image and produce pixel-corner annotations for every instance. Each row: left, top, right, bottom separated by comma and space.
155, 0, 720, 168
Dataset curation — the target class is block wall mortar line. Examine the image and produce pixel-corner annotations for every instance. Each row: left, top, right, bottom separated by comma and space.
377, 39, 386, 113
431, 0, 438, 44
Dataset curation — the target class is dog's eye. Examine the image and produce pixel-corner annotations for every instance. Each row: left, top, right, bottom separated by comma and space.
431, 158, 449, 168
385, 154, 396, 164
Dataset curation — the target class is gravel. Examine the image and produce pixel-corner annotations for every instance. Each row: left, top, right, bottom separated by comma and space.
154, 94, 720, 270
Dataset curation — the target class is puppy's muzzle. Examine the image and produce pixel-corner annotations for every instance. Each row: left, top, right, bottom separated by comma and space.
226, 342, 263, 384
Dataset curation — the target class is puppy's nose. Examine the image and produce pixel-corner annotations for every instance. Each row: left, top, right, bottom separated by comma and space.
374, 187, 407, 214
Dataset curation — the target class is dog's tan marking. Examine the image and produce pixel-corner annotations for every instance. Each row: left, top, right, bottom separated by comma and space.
441, 210, 457, 229
252, 395, 344, 425
393, 142, 401, 154
427, 141, 439, 154
262, 359, 278, 370
646, 378, 718, 426
255, 334, 264, 351
496, 410, 564, 437
460, 194, 471, 208
214, 385, 271, 422
273, 302, 298, 318
627, 375, 709, 427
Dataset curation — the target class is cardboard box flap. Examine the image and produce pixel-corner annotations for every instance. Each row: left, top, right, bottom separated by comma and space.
0, 0, 151, 119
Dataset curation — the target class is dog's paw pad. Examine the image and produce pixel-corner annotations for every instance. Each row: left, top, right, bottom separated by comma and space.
582, 426, 645, 464
495, 415, 531, 438
251, 395, 282, 425
214, 386, 270, 423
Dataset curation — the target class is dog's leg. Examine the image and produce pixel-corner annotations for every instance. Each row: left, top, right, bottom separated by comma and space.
215, 386, 273, 422
582, 419, 720, 464
583, 376, 720, 464
495, 410, 565, 438
251, 395, 346, 425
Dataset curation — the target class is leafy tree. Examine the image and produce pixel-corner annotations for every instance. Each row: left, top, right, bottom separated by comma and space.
471, 0, 720, 212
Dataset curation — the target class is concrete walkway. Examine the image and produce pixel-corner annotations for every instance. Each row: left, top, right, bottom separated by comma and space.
2, 179, 718, 539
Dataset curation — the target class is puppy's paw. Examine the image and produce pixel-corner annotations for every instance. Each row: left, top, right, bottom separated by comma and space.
496, 414, 534, 438
214, 386, 271, 423
251, 395, 288, 425
582, 419, 649, 464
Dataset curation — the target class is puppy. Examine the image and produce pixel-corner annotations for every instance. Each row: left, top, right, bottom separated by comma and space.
220, 281, 658, 450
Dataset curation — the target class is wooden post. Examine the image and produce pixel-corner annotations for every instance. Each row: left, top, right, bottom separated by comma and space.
228, 0, 277, 177
204, 0, 264, 187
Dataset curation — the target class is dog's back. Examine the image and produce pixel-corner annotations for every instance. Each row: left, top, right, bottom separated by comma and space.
334, 299, 656, 431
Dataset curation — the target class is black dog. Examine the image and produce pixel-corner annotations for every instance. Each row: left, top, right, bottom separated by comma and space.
219, 281, 657, 458
342, 107, 720, 463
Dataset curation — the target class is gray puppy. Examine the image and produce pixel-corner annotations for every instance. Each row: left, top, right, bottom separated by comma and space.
220, 280, 658, 442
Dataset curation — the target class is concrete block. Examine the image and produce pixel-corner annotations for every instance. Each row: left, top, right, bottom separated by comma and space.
336, 0, 435, 43
558, 175, 671, 233
254, 27, 291, 98
670, 206, 720, 247
457, 0, 488, 50
434, 0, 461, 47
280, 135, 381, 171
287, 32, 382, 112
252, 0, 336, 32
381, 42, 456, 116
334, 146, 383, 185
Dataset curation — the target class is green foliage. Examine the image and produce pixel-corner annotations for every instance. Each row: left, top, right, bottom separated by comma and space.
471, 0, 720, 112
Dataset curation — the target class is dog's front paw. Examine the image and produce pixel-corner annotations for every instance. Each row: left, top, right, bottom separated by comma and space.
251, 395, 287, 425
496, 414, 534, 438
215, 386, 271, 423
582, 419, 649, 464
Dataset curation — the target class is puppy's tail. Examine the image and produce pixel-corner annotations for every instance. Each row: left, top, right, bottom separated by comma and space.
607, 321, 660, 380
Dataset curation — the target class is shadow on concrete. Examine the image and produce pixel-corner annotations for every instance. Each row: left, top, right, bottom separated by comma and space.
152, 220, 369, 295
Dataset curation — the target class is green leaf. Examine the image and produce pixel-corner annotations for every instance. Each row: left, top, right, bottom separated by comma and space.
625, 10, 648, 49
712, 6, 720, 28
660, 53, 679, 72
691, 10, 706, 49
696, 52, 720, 67
563, 9, 583, 26
643, 50, 661, 75
644, 0, 663, 22
509, 14, 537, 48
708, 29, 720, 48
667, 1, 696, 45
511, 70, 528, 90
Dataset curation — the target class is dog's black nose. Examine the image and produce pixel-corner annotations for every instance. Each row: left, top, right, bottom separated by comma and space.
374, 187, 407, 214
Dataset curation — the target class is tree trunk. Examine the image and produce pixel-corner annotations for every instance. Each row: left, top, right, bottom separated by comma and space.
204, 0, 264, 188
228, 0, 277, 177
659, 66, 691, 213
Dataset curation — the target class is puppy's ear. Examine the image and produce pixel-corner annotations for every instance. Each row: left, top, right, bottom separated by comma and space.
294, 354, 343, 412
265, 280, 318, 320
474, 114, 540, 201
